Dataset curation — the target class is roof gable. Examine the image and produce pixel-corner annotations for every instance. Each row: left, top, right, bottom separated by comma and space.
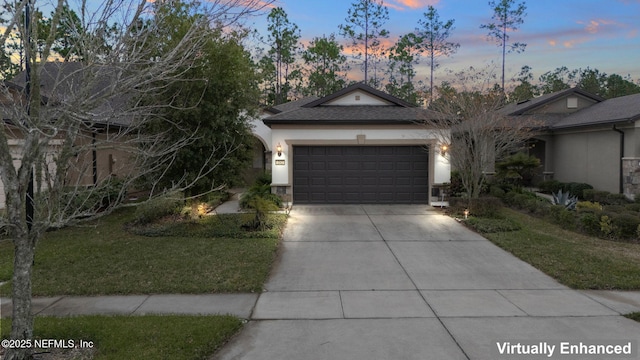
502, 87, 604, 116
262, 83, 443, 126
302, 82, 415, 108
552, 92, 640, 129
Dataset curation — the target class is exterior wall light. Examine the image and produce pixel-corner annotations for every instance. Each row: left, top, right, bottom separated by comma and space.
440, 144, 449, 156
276, 143, 283, 157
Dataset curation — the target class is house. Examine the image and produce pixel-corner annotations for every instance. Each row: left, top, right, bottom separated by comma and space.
251, 83, 451, 204
501, 87, 640, 197
0, 62, 135, 209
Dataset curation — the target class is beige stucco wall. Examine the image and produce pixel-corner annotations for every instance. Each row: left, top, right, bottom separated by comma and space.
528, 95, 599, 115
552, 129, 621, 193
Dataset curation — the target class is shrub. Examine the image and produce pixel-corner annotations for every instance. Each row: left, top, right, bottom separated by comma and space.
576, 201, 602, 212
611, 213, 640, 240
538, 180, 563, 194
547, 205, 576, 229
469, 197, 502, 218
584, 189, 629, 205
579, 211, 602, 236
503, 190, 539, 209
135, 193, 184, 224
524, 197, 550, 215
495, 152, 541, 187
240, 184, 282, 209
447, 197, 468, 216
565, 182, 593, 199
242, 196, 280, 231
449, 171, 465, 197
600, 215, 614, 238
465, 217, 521, 233
488, 185, 506, 199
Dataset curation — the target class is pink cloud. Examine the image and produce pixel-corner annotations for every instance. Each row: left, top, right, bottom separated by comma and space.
384, 0, 439, 11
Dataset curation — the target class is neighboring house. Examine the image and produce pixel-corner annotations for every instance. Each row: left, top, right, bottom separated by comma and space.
501, 87, 640, 197
0, 62, 134, 209
251, 83, 451, 204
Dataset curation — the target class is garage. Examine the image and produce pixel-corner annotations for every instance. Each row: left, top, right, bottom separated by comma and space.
293, 145, 429, 204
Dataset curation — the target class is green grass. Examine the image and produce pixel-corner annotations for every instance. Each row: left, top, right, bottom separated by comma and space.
0, 208, 286, 296
469, 208, 640, 290
1, 315, 242, 360
625, 312, 640, 322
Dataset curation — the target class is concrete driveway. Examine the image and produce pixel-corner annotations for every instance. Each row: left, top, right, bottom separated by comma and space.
214, 205, 640, 360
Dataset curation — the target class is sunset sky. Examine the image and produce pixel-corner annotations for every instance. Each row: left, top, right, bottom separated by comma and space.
249, 0, 640, 86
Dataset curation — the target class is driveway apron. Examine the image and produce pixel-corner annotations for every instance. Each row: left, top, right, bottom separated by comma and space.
213, 205, 640, 360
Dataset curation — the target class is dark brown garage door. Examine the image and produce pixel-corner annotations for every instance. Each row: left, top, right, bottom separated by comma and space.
293, 146, 429, 204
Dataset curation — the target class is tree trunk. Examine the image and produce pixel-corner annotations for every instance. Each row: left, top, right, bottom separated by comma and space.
5, 202, 36, 360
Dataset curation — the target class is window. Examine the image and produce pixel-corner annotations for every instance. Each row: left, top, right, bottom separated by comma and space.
567, 97, 578, 109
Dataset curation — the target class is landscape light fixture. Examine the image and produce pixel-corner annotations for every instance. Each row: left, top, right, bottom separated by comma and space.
276, 143, 282, 157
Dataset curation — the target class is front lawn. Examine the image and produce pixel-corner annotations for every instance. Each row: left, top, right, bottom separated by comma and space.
0, 207, 286, 296
1, 315, 242, 360
467, 208, 640, 290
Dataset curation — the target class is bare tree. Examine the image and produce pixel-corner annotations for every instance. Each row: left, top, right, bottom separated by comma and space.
0, 1, 271, 359
424, 67, 536, 204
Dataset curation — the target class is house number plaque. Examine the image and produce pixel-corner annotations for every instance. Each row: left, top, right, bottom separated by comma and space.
275, 160, 285, 165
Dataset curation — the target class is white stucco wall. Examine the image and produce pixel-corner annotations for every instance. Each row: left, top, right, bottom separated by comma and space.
324, 90, 394, 106
250, 114, 273, 150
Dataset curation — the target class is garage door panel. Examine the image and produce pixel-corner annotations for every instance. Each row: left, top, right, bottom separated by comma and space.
345, 177, 359, 186
362, 161, 376, 170
293, 146, 429, 204
362, 177, 377, 186
345, 162, 359, 170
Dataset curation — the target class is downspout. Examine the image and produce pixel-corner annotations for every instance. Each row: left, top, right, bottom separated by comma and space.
613, 125, 624, 194
92, 132, 98, 186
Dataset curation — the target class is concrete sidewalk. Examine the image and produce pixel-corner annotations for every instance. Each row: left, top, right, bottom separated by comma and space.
1, 294, 258, 318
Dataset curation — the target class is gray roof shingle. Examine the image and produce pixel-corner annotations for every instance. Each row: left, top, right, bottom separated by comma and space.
263, 105, 441, 125
263, 83, 443, 126
552, 92, 640, 129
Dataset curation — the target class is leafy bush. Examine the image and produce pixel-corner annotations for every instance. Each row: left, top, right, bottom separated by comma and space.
576, 201, 602, 212
469, 197, 502, 218
583, 189, 630, 205
488, 185, 506, 199
524, 197, 550, 215
242, 196, 280, 231
599, 215, 614, 238
449, 171, 465, 197
565, 182, 593, 199
447, 197, 468, 216
611, 213, 640, 240
578, 211, 601, 236
537, 180, 563, 194
548, 205, 576, 229
135, 193, 184, 224
240, 173, 282, 230
495, 152, 541, 187
240, 184, 282, 209
465, 217, 521, 233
